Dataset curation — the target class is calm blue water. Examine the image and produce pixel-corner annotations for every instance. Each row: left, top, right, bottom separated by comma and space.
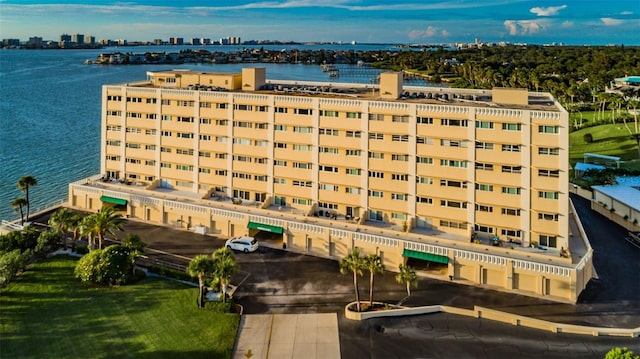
0, 44, 430, 221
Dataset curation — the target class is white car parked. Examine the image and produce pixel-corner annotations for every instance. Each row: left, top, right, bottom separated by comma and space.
225, 236, 259, 252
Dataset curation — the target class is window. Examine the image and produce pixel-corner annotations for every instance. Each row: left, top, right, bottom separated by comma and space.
501, 123, 521, 131
176, 164, 194, 171
368, 190, 384, 198
233, 138, 251, 145
417, 156, 433, 164
234, 104, 253, 111
254, 157, 268, 164
107, 110, 121, 116
199, 134, 211, 141
293, 198, 312, 205
215, 136, 227, 142
539, 125, 559, 134
475, 183, 493, 192
392, 134, 409, 142
416, 177, 433, 184
294, 108, 312, 115
538, 191, 559, 199
475, 142, 494, 150
161, 99, 171, 105
160, 147, 172, 153
501, 187, 521, 195
368, 151, 384, 159
274, 160, 287, 166
392, 174, 408, 181
441, 139, 466, 147
346, 112, 362, 119
160, 163, 171, 168
274, 142, 287, 149
368, 113, 384, 121
501, 208, 521, 216
125, 158, 141, 164
274, 178, 286, 184
232, 172, 251, 179
440, 220, 466, 229
125, 143, 141, 149
346, 149, 361, 156
501, 229, 522, 238
216, 103, 228, 109
345, 187, 360, 194
215, 170, 228, 176
501, 165, 522, 173
254, 140, 268, 147
274, 196, 286, 206
475, 204, 493, 212
256, 105, 268, 112
199, 151, 211, 158
161, 131, 172, 137
319, 183, 338, 191
417, 197, 432, 204
233, 155, 251, 162
368, 171, 384, 178
440, 179, 467, 188
275, 107, 287, 113
176, 148, 194, 155
145, 145, 156, 150
177, 116, 194, 123
391, 193, 408, 201
233, 121, 252, 128
319, 165, 338, 173
392, 115, 409, 123
392, 154, 408, 161
161, 115, 172, 121
215, 153, 228, 159
475, 225, 494, 234
538, 213, 559, 221
106, 155, 120, 161
319, 147, 339, 154
126, 112, 142, 119
369, 132, 384, 140
107, 95, 122, 101
392, 213, 408, 220
274, 124, 287, 131
319, 128, 339, 136
346, 131, 361, 138
293, 180, 312, 187
475, 162, 493, 171
199, 168, 211, 174
177, 100, 194, 107
417, 117, 433, 124
538, 147, 560, 156
215, 119, 229, 126
476, 121, 494, 129
145, 129, 156, 135
318, 202, 338, 210
293, 162, 312, 169
539, 169, 560, 178
346, 168, 361, 175
441, 119, 468, 127
125, 127, 140, 133
440, 200, 467, 209
293, 144, 312, 151
440, 159, 467, 168
319, 110, 338, 117
502, 144, 521, 152
539, 235, 557, 248
200, 102, 212, 108
255, 123, 268, 129
177, 132, 194, 139
146, 114, 156, 120
107, 125, 121, 131
416, 137, 434, 145
126, 97, 142, 103
293, 126, 313, 133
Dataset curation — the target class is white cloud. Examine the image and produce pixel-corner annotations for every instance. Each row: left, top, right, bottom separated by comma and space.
408, 26, 450, 40
529, 5, 567, 16
503, 20, 543, 35
560, 21, 574, 28
601, 17, 624, 26
620, 11, 633, 15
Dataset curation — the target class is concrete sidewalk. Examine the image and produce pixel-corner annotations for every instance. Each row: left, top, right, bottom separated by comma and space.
233, 313, 340, 359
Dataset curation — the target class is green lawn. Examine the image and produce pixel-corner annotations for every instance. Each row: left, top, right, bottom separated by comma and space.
0, 255, 239, 359
569, 123, 640, 170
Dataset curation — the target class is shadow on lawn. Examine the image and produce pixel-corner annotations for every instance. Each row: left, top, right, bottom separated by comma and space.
134, 349, 232, 359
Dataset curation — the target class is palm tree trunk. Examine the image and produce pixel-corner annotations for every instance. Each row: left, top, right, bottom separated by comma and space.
98, 233, 104, 249
19, 206, 25, 225
25, 188, 30, 223
72, 231, 78, 251
353, 271, 360, 312
406, 283, 411, 297
198, 276, 205, 308
221, 279, 228, 303
369, 273, 374, 306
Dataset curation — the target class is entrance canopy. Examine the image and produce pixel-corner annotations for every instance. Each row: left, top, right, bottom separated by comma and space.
100, 195, 128, 206
247, 221, 283, 234
403, 249, 448, 264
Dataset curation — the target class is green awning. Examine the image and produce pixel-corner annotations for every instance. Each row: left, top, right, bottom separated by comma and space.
403, 249, 449, 264
247, 221, 283, 234
100, 195, 128, 206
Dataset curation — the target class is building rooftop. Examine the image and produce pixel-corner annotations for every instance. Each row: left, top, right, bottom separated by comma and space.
121, 69, 563, 112
592, 176, 640, 212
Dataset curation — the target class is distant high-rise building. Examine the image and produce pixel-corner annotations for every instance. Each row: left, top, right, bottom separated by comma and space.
117, 39, 127, 46
60, 33, 72, 43
201, 38, 211, 45
219, 38, 228, 45
2, 39, 20, 47
191, 38, 200, 46
153, 39, 163, 45
86, 35, 96, 45
27, 37, 43, 48
169, 37, 184, 45
72, 33, 84, 44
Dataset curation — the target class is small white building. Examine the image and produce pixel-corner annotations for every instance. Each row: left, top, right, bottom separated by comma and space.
592, 176, 640, 229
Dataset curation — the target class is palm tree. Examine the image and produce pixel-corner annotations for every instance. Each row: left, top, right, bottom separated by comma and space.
10, 197, 28, 225
17, 175, 37, 222
364, 254, 385, 307
68, 213, 82, 252
396, 265, 418, 299
49, 207, 75, 250
82, 207, 124, 249
339, 248, 366, 312
121, 233, 146, 274
187, 255, 215, 308
212, 247, 238, 303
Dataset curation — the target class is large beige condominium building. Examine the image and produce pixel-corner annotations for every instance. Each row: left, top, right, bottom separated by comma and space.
69, 68, 593, 303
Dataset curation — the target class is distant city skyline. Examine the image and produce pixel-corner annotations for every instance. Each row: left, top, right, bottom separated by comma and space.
1, 0, 639, 45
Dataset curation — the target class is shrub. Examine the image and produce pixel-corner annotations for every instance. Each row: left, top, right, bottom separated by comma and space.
74, 245, 132, 285
583, 133, 594, 143
610, 207, 616, 213
36, 229, 62, 255
0, 249, 33, 287
624, 215, 629, 221
204, 299, 236, 313
634, 219, 638, 225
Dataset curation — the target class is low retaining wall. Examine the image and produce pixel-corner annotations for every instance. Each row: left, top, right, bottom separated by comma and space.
344, 302, 640, 338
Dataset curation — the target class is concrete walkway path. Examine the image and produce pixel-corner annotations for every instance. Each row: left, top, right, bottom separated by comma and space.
233, 313, 340, 359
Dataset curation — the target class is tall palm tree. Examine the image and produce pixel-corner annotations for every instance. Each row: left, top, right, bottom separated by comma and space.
49, 207, 75, 250
82, 207, 124, 249
364, 254, 385, 306
10, 197, 28, 225
68, 213, 82, 252
212, 247, 238, 303
339, 248, 366, 312
187, 255, 215, 308
17, 175, 37, 222
396, 265, 418, 299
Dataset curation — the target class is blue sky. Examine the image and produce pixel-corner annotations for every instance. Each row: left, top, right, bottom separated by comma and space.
1, 0, 639, 45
